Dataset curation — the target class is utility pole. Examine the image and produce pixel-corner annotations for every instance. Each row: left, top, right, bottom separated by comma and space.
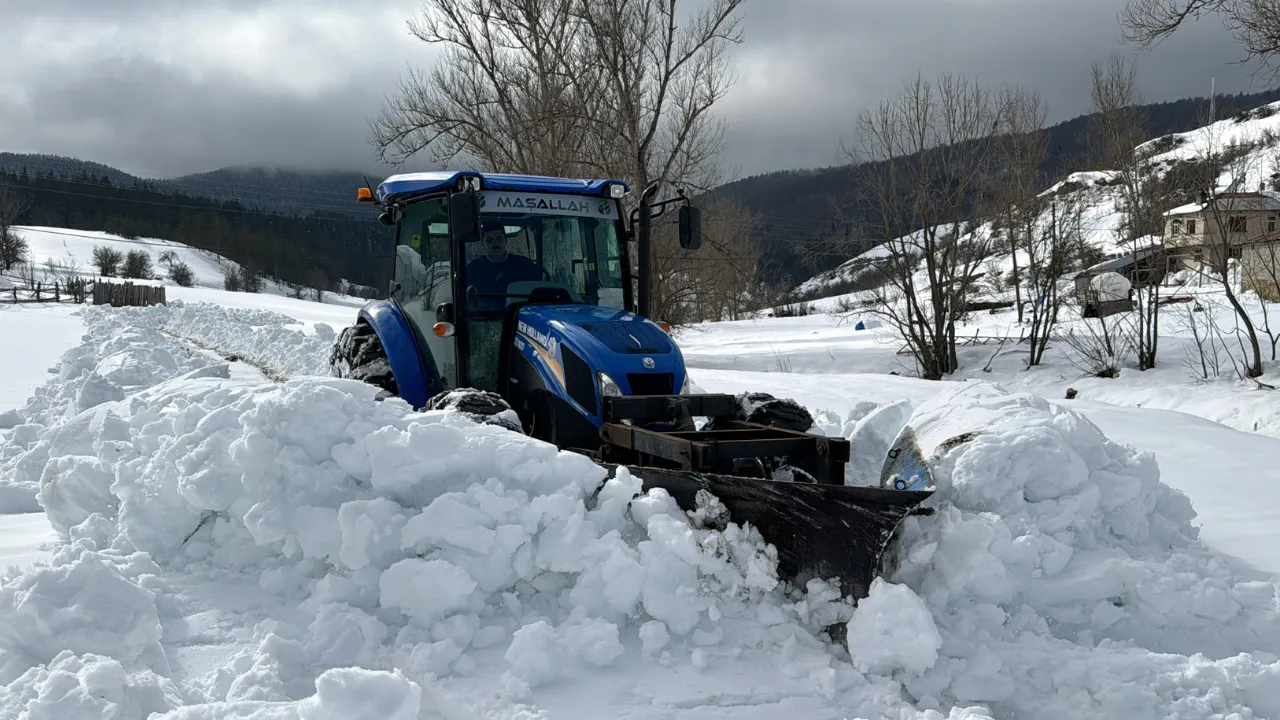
1210, 77, 1216, 122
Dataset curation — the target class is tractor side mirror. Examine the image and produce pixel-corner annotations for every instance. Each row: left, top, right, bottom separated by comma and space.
450, 192, 483, 245
679, 205, 701, 250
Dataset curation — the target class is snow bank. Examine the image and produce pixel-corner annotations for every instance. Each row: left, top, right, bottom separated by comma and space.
0, 306, 866, 717
866, 383, 1280, 717
3, 302, 1280, 718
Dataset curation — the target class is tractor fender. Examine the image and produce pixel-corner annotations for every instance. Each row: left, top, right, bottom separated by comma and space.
357, 300, 439, 409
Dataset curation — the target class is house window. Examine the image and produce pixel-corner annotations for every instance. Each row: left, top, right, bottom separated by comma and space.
1229, 216, 1248, 233
1230, 246, 1243, 260
1270, 217, 1276, 233
1187, 219, 1197, 234
1171, 219, 1182, 234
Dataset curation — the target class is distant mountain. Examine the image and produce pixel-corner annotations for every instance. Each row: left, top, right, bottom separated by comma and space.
709, 88, 1280, 287
162, 166, 382, 217
0, 154, 385, 219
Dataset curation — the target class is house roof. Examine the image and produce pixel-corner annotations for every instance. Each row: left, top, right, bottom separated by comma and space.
1164, 192, 1280, 216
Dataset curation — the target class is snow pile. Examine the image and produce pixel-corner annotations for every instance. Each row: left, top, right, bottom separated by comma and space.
860, 382, 1280, 717
4, 302, 1280, 718
0, 307, 870, 717
0, 309, 216, 512
113, 301, 338, 379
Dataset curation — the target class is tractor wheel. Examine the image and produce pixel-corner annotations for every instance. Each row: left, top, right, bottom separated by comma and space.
330, 323, 398, 397
706, 391, 815, 432
736, 392, 816, 432
427, 388, 525, 434
711, 392, 821, 483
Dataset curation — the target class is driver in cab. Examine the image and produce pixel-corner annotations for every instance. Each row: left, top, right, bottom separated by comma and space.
466, 222, 541, 311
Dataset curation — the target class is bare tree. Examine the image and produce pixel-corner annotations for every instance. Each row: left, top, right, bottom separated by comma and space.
1026, 192, 1090, 366
0, 178, 31, 272
1089, 54, 1167, 370
372, 0, 743, 195
649, 195, 761, 324
841, 73, 1004, 379
91, 245, 124, 277
371, 0, 601, 176
1120, 0, 1280, 77
991, 84, 1050, 325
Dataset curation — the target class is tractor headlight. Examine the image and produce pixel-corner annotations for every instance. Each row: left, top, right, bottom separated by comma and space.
680, 374, 690, 394
607, 183, 626, 198
598, 372, 621, 397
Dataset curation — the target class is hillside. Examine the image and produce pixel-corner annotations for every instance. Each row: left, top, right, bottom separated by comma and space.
9, 225, 373, 306
0, 166, 390, 292
713, 88, 1280, 286
795, 98, 1280, 305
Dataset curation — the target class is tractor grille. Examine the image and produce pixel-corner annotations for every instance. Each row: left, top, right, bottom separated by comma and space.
561, 347, 597, 412
626, 372, 674, 396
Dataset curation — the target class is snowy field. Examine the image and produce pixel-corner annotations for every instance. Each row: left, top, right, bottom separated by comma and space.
8, 225, 369, 312
0, 276, 1279, 717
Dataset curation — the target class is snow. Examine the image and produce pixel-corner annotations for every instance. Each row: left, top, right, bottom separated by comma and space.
0, 304, 85, 423
1, 297, 1279, 718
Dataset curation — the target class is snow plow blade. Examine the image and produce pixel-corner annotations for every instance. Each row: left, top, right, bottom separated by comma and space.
619, 466, 934, 600
593, 393, 937, 600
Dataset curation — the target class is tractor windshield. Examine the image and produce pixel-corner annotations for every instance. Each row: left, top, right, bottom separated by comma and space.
460, 191, 625, 391
462, 199, 624, 312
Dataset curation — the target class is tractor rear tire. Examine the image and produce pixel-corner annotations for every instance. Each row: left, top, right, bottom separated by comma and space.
427, 388, 525, 433
330, 323, 398, 397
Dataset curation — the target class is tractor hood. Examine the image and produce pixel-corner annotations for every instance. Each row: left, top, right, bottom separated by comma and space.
524, 304, 674, 355
513, 304, 687, 405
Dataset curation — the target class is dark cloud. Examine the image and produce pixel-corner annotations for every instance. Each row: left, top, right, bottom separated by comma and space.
0, 0, 1268, 181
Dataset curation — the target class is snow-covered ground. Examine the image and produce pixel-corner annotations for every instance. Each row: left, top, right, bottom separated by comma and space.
1, 277, 1279, 717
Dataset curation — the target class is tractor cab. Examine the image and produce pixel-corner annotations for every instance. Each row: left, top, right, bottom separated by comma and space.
383, 178, 630, 393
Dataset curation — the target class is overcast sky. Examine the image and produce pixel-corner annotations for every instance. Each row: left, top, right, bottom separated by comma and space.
0, 0, 1269, 181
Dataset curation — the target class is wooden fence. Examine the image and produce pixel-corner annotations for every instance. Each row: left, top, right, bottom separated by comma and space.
3, 278, 91, 305
2, 278, 165, 307
92, 281, 166, 307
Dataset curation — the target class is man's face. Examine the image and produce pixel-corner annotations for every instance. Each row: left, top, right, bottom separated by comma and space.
482, 230, 507, 261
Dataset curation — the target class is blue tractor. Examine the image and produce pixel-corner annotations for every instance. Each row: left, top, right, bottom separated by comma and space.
329, 170, 934, 601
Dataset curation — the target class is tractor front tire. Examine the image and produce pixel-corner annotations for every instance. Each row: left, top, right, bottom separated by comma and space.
712, 392, 822, 483
330, 323, 398, 398
427, 388, 525, 434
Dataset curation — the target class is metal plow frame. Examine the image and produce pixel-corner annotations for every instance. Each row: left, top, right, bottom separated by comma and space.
592, 393, 936, 602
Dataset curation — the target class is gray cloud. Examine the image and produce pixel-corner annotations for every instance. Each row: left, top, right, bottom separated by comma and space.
0, 0, 1268, 181
717, 0, 1268, 177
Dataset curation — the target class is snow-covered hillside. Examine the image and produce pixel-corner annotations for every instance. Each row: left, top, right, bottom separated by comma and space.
1, 272, 1279, 717
793, 101, 1280, 307
8, 225, 372, 307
